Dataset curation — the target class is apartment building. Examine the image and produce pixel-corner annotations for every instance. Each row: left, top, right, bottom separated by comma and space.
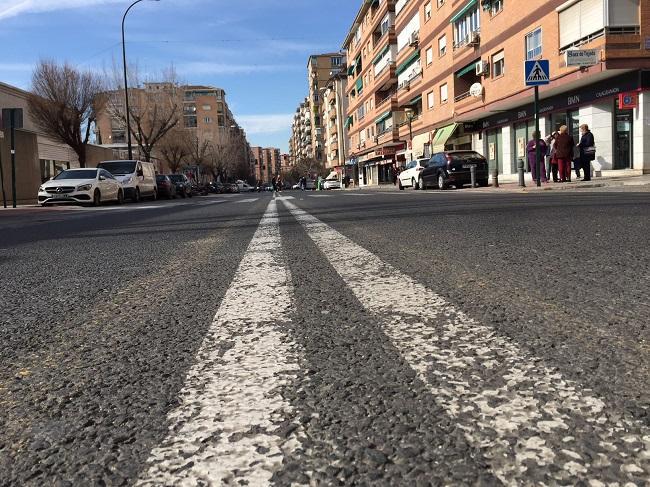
250, 146, 282, 183
307, 53, 346, 163
322, 69, 350, 180
343, 0, 650, 184
289, 98, 312, 164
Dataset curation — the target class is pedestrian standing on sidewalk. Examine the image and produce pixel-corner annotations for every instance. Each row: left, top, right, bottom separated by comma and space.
578, 124, 596, 182
527, 131, 548, 183
553, 125, 574, 183
299, 175, 306, 191
546, 129, 560, 182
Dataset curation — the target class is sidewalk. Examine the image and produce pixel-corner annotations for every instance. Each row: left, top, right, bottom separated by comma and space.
345, 171, 650, 193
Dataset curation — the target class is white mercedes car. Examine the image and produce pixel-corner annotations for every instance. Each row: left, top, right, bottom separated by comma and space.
323, 178, 342, 190
38, 168, 124, 207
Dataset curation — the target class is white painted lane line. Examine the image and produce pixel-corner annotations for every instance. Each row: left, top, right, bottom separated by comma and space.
281, 199, 650, 485
138, 199, 304, 486
234, 198, 260, 204
306, 194, 332, 198
274, 195, 295, 201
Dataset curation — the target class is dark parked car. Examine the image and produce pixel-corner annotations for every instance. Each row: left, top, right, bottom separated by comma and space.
224, 183, 240, 194
420, 151, 489, 190
207, 181, 225, 194
168, 174, 192, 198
156, 175, 177, 199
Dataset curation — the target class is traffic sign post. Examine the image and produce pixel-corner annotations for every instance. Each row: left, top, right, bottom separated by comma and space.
0, 129, 5, 208
525, 60, 550, 187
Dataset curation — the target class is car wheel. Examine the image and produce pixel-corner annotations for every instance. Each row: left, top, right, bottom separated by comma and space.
398, 179, 404, 190
117, 189, 124, 205
134, 187, 141, 203
93, 189, 101, 206
419, 176, 426, 190
437, 173, 448, 190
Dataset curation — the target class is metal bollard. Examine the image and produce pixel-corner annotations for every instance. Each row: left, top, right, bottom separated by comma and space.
492, 167, 499, 188
517, 158, 526, 187
470, 165, 477, 188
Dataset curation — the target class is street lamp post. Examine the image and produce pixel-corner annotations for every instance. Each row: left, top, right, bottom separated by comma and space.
404, 107, 415, 162
122, 0, 159, 160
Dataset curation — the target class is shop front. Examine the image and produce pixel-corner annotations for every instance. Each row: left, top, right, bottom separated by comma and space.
466, 70, 650, 175
356, 142, 406, 186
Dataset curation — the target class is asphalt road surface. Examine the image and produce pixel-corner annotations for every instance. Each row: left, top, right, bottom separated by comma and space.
0, 190, 648, 486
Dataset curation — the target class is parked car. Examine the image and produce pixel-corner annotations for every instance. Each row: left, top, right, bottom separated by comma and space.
168, 174, 193, 198
190, 183, 209, 196
323, 178, 341, 190
207, 181, 225, 194
420, 151, 489, 190
398, 158, 430, 190
156, 175, 177, 199
236, 180, 255, 192
97, 160, 157, 202
224, 183, 240, 194
38, 168, 124, 206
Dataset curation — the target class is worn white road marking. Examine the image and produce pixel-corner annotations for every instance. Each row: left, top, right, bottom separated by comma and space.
281, 199, 650, 486
138, 199, 303, 486
274, 195, 295, 201
234, 198, 260, 204
306, 194, 332, 198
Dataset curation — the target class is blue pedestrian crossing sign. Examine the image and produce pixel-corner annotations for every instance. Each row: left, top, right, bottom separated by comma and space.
524, 60, 550, 86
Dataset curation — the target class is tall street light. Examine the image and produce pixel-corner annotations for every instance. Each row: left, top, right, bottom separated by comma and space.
122, 0, 160, 160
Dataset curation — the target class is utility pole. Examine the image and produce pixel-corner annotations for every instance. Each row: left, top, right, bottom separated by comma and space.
0, 128, 6, 208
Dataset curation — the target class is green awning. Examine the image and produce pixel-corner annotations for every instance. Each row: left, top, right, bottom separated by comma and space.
375, 111, 392, 124
396, 50, 421, 75
347, 63, 356, 75
407, 95, 422, 105
356, 78, 363, 93
450, 0, 478, 23
431, 123, 458, 152
456, 60, 480, 78
372, 45, 391, 65
345, 115, 354, 128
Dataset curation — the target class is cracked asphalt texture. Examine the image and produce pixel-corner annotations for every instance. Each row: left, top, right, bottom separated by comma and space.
0, 189, 648, 485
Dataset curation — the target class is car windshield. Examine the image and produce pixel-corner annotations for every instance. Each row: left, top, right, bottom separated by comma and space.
168, 175, 184, 182
447, 152, 485, 161
156, 175, 167, 182
54, 169, 97, 180
99, 161, 137, 175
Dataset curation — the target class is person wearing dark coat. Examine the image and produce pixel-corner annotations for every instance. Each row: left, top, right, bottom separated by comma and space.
527, 131, 548, 183
578, 124, 596, 181
553, 125, 575, 183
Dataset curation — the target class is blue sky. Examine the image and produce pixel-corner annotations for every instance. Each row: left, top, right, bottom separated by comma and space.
0, 0, 360, 152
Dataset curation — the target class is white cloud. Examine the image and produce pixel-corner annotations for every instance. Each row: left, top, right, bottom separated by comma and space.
0, 0, 125, 20
237, 114, 293, 135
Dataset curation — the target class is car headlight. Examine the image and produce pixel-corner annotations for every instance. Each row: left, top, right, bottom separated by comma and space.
77, 184, 92, 191
123, 177, 132, 184
38, 186, 45, 192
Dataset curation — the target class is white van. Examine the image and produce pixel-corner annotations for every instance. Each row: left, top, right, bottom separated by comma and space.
97, 160, 157, 202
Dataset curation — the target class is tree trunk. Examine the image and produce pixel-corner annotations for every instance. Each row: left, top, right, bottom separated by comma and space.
77, 146, 87, 168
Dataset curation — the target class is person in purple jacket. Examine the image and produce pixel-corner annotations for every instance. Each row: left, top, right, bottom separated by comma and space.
527, 131, 548, 183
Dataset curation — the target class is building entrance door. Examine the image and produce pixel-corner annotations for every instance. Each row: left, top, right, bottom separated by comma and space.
486, 129, 503, 174
614, 109, 633, 169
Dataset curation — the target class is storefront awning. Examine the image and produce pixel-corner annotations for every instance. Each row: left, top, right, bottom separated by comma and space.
456, 60, 480, 78
431, 123, 458, 153
450, 0, 478, 24
375, 110, 392, 124
396, 50, 421, 75
372, 45, 391, 65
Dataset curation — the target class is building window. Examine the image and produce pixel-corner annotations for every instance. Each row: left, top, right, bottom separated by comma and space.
204, 117, 212, 123
437, 0, 445, 7
439, 35, 447, 56
489, 0, 503, 16
424, 2, 432, 21
440, 83, 448, 103
525, 27, 542, 60
331, 57, 342, 67
185, 116, 197, 128
453, 3, 480, 49
427, 91, 435, 109
202, 105, 211, 111
426, 47, 433, 65
492, 50, 504, 77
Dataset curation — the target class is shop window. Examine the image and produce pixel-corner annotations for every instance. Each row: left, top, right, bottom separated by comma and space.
492, 50, 505, 78
525, 27, 542, 60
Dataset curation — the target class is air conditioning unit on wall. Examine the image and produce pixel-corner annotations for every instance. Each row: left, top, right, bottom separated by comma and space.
475, 61, 490, 76
409, 31, 420, 47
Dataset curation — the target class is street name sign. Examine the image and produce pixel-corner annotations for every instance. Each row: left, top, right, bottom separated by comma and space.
565, 49, 599, 67
524, 60, 550, 86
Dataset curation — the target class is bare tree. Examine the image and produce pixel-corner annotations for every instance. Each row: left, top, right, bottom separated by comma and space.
288, 157, 324, 183
28, 60, 105, 168
159, 127, 190, 173
104, 64, 181, 162
185, 135, 212, 184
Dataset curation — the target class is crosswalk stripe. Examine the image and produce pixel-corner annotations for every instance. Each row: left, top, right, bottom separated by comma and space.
280, 199, 649, 485
234, 198, 260, 203
138, 199, 303, 486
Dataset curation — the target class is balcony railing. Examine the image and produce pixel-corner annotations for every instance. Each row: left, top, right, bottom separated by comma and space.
454, 90, 472, 103
377, 92, 397, 107
453, 30, 480, 51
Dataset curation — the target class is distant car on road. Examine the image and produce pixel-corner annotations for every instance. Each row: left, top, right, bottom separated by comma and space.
236, 180, 255, 192
156, 175, 177, 199
398, 158, 429, 190
323, 178, 341, 190
38, 168, 124, 207
168, 174, 192, 198
207, 181, 224, 194
97, 160, 157, 202
420, 151, 489, 190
